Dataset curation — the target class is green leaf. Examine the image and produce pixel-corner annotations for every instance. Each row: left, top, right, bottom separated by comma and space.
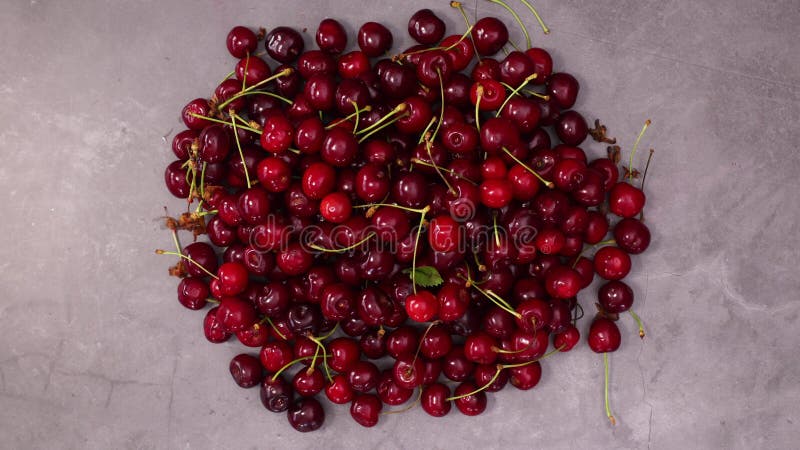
402, 266, 443, 288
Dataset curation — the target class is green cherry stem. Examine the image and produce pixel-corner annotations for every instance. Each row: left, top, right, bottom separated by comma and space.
229, 113, 252, 189
500, 344, 565, 369
270, 354, 330, 382
496, 74, 538, 117
502, 146, 555, 188
474, 84, 484, 132
518, 0, 551, 34
445, 364, 503, 401
218, 70, 235, 86
604, 352, 616, 426
410, 205, 431, 294
265, 316, 287, 340
520, 88, 550, 101
355, 103, 408, 136
325, 104, 373, 131
628, 119, 651, 181
460, 274, 521, 319
629, 310, 645, 339
309, 232, 376, 254
155, 250, 219, 279
486, 0, 531, 48
219, 67, 294, 111
187, 113, 262, 134
417, 116, 438, 145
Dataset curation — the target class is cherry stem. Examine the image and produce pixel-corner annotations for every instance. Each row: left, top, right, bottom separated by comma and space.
596, 239, 616, 247
486, 0, 531, 48
500, 344, 565, 369
445, 364, 503, 401
628, 119, 652, 181
264, 316, 287, 340
381, 388, 422, 415
188, 113, 262, 134
460, 274, 521, 319
240, 55, 250, 91
393, 25, 474, 62
521, 88, 550, 101
169, 228, 183, 256
604, 352, 616, 426
502, 147, 555, 188
432, 68, 446, 142
411, 158, 477, 184
418, 116, 438, 145
355, 103, 407, 137
410, 206, 431, 294
325, 104, 372, 131
474, 85, 483, 132
199, 162, 208, 200
229, 113, 252, 189
270, 354, 331, 382
572, 302, 584, 325
309, 232, 376, 254
518, 0, 550, 34
219, 67, 294, 110
411, 320, 442, 368
424, 140, 456, 195
496, 74, 538, 118
354, 202, 428, 215
155, 250, 219, 279
492, 212, 501, 247
629, 310, 645, 339
218, 70, 235, 86
307, 325, 338, 382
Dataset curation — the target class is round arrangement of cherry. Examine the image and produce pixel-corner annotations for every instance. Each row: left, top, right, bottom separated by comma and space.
160, 3, 655, 432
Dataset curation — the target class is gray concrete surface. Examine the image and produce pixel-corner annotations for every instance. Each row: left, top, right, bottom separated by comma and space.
1, 0, 798, 448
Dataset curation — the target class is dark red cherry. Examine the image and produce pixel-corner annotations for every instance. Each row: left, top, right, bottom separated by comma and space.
321, 128, 359, 167
358, 22, 393, 57
594, 246, 632, 281
508, 361, 542, 390
598, 280, 634, 313
350, 393, 382, 427
265, 26, 304, 63
297, 50, 336, 79
609, 182, 646, 218
183, 242, 218, 278
440, 35, 475, 71
227, 26, 258, 58
164, 160, 190, 198
203, 306, 231, 343
408, 8, 446, 44
548, 72, 580, 109
235, 55, 271, 86
260, 374, 292, 412
316, 18, 347, 54
421, 383, 452, 417
453, 381, 487, 416
614, 218, 651, 254
287, 398, 325, 432
588, 317, 621, 353
554, 324, 580, 351
181, 98, 213, 130
500, 51, 536, 87
556, 110, 589, 146
471, 17, 508, 55
524, 48, 553, 84
348, 360, 381, 392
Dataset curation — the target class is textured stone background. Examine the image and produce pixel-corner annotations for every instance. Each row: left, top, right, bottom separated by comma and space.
1, 0, 798, 448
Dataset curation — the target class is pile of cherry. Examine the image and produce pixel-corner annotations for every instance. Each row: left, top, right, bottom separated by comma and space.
161, 3, 654, 433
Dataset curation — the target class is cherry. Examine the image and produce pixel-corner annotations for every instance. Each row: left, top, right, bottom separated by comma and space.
437, 282, 470, 322
302, 162, 337, 200
256, 157, 291, 193
348, 360, 381, 392
203, 306, 231, 343
508, 361, 542, 390
355, 163, 390, 202
589, 158, 620, 191
464, 332, 498, 365
385, 326, 419, 359
396, 96, 433, 134
216, 296, 256, 332
181, 242, 219, 279
287, 397, 325, 432
357, 22, 393, 57
598, 280, 634, 313
419, 324, 453, 359
392, 356, 425, 389
297, 50, 336, 79
320, 192, 352, 224
416, 50, 453, 87
292, 368, 325, 397
614, 218, 651, 254
556, 110, 588, 146
548, 72, 580, 109
164, 161, 190, 198
408, 9, 446, 44
237, 187, 271, 225
474, 364, 509, 392
471, 17, 508, 55
235, 55, 271, 86
421, 383, 452, 417
229, 354, 263, 388
181, 98, 213, 130
350, 394, 382, 427
405, 290, 439, 322
594, 246, 632, 281
226, 26, 258, 58
453, 381, 487, 416
265, 26, 304, 63
554, 324, 580, 351
573, 256, 595, 288
584, 211, 610, 244
470, 79, 506, 111
177, 277, 208, 310
321, 127, 359, 167
235, 320, 271, 347
428, 215, 461, 252
501, 97, 541, 134
609, 182, 646, 218
325, 373, 355, 404
588, 317, 621, 353
377, 61, 417, 99
197, 125, 231, 164
479, 179, 513, 209
524, 48, 553, 84
260, 341, 294, 374
261, 375, 293, 412
377, 369, 414, 406
441, 122, 479, 154
316, 18, 347, 54
443, 347, 474, 382
515, 299, 552, 334
535, 227, 566, 255
440, 35, 475, 71
260, 114, 294, 154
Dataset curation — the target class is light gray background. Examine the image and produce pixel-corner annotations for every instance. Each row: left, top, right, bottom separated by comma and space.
1, 0, 798, 448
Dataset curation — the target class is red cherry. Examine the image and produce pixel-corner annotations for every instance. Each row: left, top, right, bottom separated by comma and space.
609, 182, 646, 218
405, 291, 439, 322
588, 317, 622, 353
594, 246, 632, 281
